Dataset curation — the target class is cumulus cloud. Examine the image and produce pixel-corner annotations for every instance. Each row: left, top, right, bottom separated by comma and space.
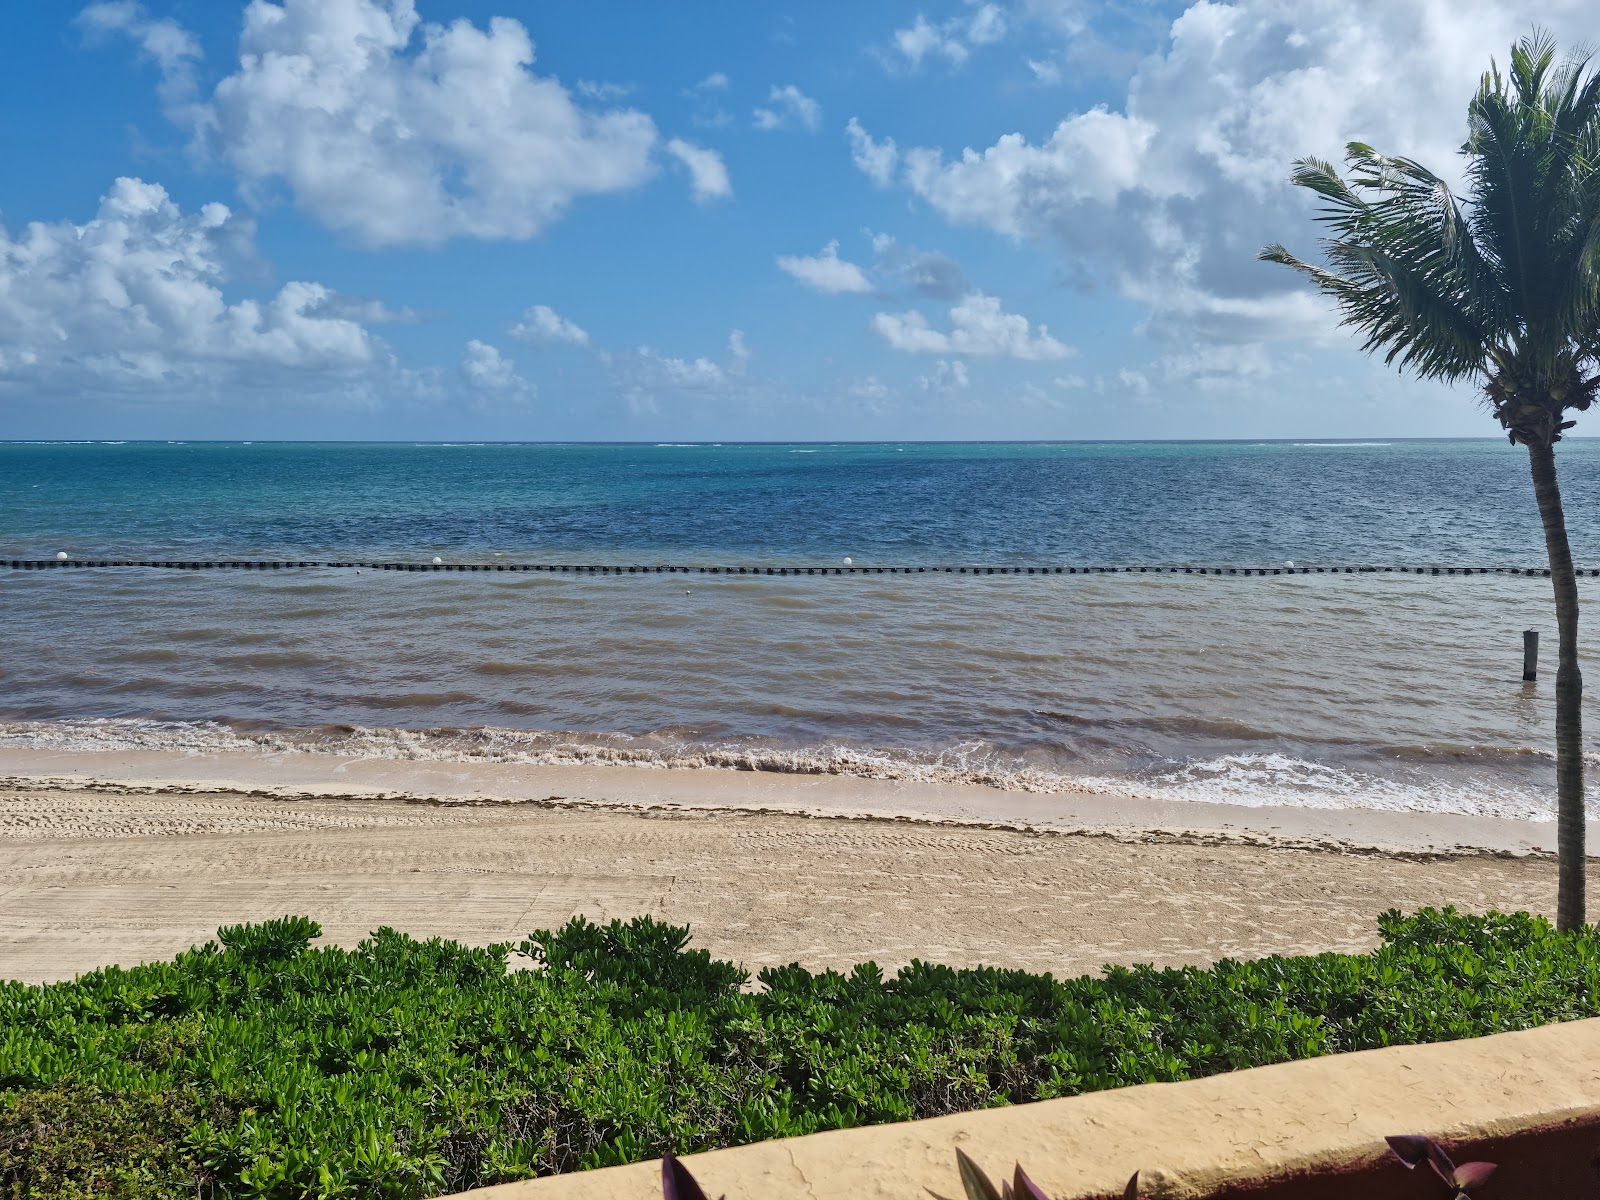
460, 340, 527, 392
846, 118, 899, 188
872, 292, 1073, 360
0, 177, 383, 396
634, 348, 724, 389
509, 304, 589, 347
886, 5, 1007, 70
892, 15, 968, 67
885, 0, 1597, 345
612, 330, 756, 414
102, 0, 661, 248
776, 241, 874, 294
665, 138, 733, 202
753, 84, 822, 132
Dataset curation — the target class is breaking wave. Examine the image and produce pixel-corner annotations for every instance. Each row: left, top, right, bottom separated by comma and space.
0, 718, 1575, 821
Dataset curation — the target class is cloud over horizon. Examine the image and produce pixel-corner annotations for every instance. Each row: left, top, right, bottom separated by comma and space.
0, 177, 385, 398
867, 0, 1598, 356
873, 292, 1073, 360
16, 0, 1588, 438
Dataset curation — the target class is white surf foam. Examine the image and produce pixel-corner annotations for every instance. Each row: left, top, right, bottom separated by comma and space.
0, 718, 1572, 821
1078, 751, 1579, 822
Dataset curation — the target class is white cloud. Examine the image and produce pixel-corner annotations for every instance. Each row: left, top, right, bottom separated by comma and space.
919, 359, 970, 391
612, 330, 758, 413
893, 14, 967, 68
888, 0, 1598, 345
77, 1, 200, 113
846, 118, 899, 187
692, 71, 729, 91
1027, 58, 1063, 85
777, 240, 874, 294
872, 292, 1073, 360
966, 4, 1008, 46
124, 0, 661, 248
886, 5, 1007, 70
638, 349, 724, 389
460, 339, 527, 392
753, 84, 822, 132
665, 138, 733, 202
0, 177, 383, 396
509, 304, 589, 347
1158, 342, 1274, 391
902, 106, 1156, 234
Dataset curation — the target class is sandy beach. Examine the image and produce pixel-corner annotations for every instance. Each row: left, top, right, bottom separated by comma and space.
3, 748, 1594, 985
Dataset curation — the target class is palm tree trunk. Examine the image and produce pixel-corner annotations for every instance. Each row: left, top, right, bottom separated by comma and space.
1528, 438, 1586, 930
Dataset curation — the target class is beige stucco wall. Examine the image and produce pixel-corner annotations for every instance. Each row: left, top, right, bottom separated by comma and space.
457, 1017, 1600, 1199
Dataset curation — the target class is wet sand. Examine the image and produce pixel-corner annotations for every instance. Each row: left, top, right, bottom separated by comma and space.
1, 752, 1591, 985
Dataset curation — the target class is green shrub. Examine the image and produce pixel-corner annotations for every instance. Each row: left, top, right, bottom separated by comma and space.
0, 1084, 236, 1200
1, 908, 1596, 1199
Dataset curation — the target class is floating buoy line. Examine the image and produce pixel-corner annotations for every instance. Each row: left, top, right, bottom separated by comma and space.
0, 558, 1578, 577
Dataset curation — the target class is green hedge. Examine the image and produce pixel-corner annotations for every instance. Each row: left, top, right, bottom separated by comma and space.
3, 908, 1598, 1199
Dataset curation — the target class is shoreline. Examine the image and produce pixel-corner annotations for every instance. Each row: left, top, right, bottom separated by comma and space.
0, 746, 1589, 858
4, 767, 1593, 986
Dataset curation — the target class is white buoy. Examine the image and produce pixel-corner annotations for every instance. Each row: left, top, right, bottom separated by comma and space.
432, 556, 444, 565
1284, 560, 1295, 568
842, 556, 853, 566
56, 551, 68, 560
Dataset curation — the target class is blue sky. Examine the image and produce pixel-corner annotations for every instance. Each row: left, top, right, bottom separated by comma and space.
0, 0, 1590, 440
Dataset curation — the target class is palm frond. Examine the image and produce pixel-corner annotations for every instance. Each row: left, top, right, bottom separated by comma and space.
1263, 30, 1600, 403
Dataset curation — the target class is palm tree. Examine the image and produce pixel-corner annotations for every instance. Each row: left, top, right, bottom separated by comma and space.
1260, 33, 1600, 930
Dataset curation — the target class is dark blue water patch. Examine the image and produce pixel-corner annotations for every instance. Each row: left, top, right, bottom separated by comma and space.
3, 439, 1598, 565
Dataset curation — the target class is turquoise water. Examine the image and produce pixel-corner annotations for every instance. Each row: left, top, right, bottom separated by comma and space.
3, 439, 1598, 819
6, 439, 1600, 564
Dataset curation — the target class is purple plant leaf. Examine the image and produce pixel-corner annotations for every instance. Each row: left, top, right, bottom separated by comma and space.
955, 1148, 1004, 1200
1011, 1164, 1051, 1200
1451, 1161, 1497, 1190
662, 1153, 717, 1200
1123, 1170, 1140, 1200
1425, 1139, 1459, 1183
1385, 1136, 1434, 1170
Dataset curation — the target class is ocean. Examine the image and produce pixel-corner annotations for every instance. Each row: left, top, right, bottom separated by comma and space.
4, 439, 1600, 821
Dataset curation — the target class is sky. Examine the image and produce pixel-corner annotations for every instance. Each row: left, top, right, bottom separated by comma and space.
0, 0, 1594, 441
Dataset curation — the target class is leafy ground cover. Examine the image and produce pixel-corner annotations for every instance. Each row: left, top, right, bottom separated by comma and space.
3, 908, 1598, 1199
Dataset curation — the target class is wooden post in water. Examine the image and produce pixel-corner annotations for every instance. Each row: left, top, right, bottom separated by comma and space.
1523, 630, 1540, 681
